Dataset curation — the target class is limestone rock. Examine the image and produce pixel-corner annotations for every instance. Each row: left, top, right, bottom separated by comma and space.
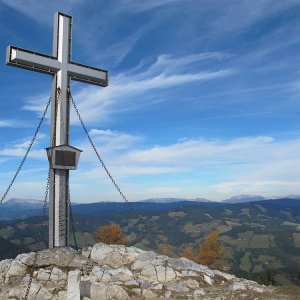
67, 269, 81, 300
36, 286, 53, 300
50, 266, 67, 282
0, 243, 278, 300
5, 259, 28, 284
140, 265, 157, 281
203, 274, 214, 285
194, 288, 206, 297
230, 282, 247, 291
0, 259, 12, 283
91, 243, 140, 268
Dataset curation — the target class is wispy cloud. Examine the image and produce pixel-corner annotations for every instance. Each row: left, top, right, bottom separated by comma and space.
115, 0, 181, 14
22, 52, 233, 124
0, 133, 46, 158
0, 119, 25, 128
0, 0, 82, 25
72, 132, 300, 200
1, 127, 300, 201
58, 53, 233, 124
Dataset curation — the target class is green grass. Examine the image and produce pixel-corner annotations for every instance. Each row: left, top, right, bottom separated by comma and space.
240, 252, 251, 272
241, 208, 251, 218
249, 234, 275, 248
0, 227, 15, 239
133, 243, 152, 251
292, 232, 300, 247
23, 237, 34, 245
168, 211, 186, 218
256, 255, 283, 269
253, 264, 264, 273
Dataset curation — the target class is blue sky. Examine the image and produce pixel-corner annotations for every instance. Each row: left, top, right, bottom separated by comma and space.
0, 0, 300, 202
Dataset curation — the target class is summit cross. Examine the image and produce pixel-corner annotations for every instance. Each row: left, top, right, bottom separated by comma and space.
6, 12, 108, 248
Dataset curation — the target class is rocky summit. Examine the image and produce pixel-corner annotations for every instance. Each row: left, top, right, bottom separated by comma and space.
0, 243, 296, 299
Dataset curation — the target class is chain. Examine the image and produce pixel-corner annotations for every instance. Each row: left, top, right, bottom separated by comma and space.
70, 94, 177, 257
24, 168, 50, 300
24, 89, 60, 300
0, 96, 52, 205
68, 187, 78, 251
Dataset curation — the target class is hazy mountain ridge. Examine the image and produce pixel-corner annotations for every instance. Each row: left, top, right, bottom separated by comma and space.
141, 197, 213, 203
1, 195, 300, 221
222, 195, 266, 203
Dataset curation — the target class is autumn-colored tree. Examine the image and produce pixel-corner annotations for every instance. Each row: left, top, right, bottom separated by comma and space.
94, 224, 129, 246
196, 229, 223, 269
178, 245, 197, 261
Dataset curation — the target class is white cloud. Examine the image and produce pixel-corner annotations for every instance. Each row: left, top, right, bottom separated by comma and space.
1, 128, 300, 201
0, 133, 46, 158
23, 52, 233, 124
73, 131, 300, 190
72, 55, 233, 124
115, 0, 181, 14
0, 119, 25, 128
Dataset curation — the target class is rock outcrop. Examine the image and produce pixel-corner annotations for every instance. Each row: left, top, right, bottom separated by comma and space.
0, 243, 295, 299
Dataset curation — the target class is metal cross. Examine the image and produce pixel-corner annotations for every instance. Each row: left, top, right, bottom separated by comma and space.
6, 12, 108, 248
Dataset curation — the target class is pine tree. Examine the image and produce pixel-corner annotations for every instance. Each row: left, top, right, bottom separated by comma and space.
94, 224, 129, 246
196, 229, 223, 269
178, 245, 197, 261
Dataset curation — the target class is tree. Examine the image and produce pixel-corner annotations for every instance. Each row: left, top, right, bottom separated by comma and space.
178, 245, 197, 261
258, 269, 279, 286
94, 224, 129, 246
196, 229, 224, 269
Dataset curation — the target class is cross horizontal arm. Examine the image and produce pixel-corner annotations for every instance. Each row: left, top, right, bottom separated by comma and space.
68, 62, 108, 87
6, 46, 60, 75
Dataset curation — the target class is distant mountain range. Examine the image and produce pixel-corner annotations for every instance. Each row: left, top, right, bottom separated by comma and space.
0, 195, 299, 221
222, 194, 300, 203
141, 197, 213, 203
2, 198, 44, 207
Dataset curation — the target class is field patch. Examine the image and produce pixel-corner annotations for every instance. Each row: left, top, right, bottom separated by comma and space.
240, 252, 251, 272
17, 222, 29, 230
254, 205, 267, 213
241, 208, 251, 218
256, 255, 283, 269
293, 233, 300, 247
216, 224, 232, 233
0, 226, 15, 239
249, 234, 275, 248
182, 221, 219, 237
282, 221, 300, 231
23, 237, 34, 245
168, 211, 186, 218
223, 209, 233, 216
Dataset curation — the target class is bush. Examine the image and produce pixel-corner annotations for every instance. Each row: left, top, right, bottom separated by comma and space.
94, 224, 129, 246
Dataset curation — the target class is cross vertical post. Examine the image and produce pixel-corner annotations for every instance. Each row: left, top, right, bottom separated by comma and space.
49, 13, 72, 248
6, 12, 108, 248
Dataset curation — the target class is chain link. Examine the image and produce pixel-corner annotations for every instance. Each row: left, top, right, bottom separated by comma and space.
0, 96, 52, 205
24, 168, 50, 300
70, 94, 177, 258
24, 89, 60, 300
68, 187, 78, 251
